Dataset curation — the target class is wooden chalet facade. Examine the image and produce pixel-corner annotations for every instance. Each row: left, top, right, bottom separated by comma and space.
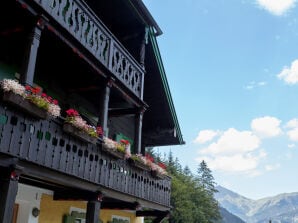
0, 0, 184, 222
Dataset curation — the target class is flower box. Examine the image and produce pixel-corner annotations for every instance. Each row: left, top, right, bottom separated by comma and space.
101, 144, 125, 159
128, 158, 150, 171
63, 123, 97, 145
151, 170, 166, 180
2, 91, 48, 119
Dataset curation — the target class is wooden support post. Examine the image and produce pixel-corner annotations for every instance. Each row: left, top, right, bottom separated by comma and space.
21, 16, 46, 85
134, 107, 145, 154
86, 193, 103, 223
139, 27, 149, 68
97, 78, 113, 136
0, 168, 20, 223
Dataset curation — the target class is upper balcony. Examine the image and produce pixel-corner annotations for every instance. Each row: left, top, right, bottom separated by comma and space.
29, 0, 145, 99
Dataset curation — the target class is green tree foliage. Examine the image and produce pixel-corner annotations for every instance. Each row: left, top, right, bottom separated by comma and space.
144, 149, 221, 223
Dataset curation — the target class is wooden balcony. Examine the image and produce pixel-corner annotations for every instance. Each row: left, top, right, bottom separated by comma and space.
0, 103, 171, 208
29, 0, 144, 99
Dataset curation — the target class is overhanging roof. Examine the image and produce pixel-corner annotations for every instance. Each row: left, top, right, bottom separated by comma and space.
142, 28, 184, 147
128, 0, 163, 36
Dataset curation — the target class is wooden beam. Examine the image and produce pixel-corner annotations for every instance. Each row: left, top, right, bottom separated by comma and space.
20, 16, 47, 86
98, 78, 113, 135
108, 108, 137, 117
101, 201, 140, 210
135, 108, 145, 154
54, 189, 101, 201
136, 210, 170, 217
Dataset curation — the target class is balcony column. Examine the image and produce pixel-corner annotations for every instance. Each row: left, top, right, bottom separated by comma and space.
139, 27, 149, 68
98, 78, 114, 136
135, 107, 145, 154
0, 167, 21, 223
20, 16, 47, 86
86, 192, 103, 223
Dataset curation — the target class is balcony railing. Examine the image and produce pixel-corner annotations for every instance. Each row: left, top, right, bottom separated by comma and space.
0, 103, 171, 207
32, 0, 144, 99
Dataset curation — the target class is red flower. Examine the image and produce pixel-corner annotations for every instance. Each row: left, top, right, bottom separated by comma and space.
158, 162, 167, 170
35, 87, 41, 94
41, 93, 47, 98
145, 154, 154, 162
120, 139, 130, 145
25, 85, 31, 91
66, 109, 79, 117
52, 99, 58, 105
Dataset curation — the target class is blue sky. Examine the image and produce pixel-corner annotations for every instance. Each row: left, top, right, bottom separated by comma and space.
143, 0, 298, 199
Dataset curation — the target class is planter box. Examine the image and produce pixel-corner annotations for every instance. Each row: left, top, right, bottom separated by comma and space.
2, 91, 48, 119
151, 170, 166, 180
128, 158, 150, 171
63, 123, 97, 145
101, 144, 125, 159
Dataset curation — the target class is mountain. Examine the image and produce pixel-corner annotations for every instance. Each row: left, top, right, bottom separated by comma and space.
215, 186, 298, 223
219, 206, 245, 223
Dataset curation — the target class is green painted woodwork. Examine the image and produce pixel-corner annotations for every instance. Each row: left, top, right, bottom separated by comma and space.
0, 62, 17, 80
115, 133, 134, 153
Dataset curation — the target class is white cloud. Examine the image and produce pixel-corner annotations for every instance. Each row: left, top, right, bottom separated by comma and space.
197, 151, 266, 173
200, 128, 260, 155
251, 116, 282, 138
256, 0, 296, 16
288, 144, 295, 148
287, 128, 298, 141
258, 81, 267, 86
285, 118, 298, 128
244, 81, 267, 90
194, 130, 219, 144
265, 163, 280, 171
277, 59, 298, 84
285, 119, 298, 141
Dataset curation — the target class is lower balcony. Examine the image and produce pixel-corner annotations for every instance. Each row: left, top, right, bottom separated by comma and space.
0, 102, 171, 209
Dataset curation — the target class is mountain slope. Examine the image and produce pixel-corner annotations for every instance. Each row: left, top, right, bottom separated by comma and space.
215, 186, 298, 223
219, 206, 245, 223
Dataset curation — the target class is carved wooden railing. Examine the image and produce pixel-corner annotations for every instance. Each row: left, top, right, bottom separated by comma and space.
32, 0, 144, 99
0, 104, 171, 207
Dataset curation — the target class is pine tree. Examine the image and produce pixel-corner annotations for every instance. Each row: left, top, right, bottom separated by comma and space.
196, 160, 221, 222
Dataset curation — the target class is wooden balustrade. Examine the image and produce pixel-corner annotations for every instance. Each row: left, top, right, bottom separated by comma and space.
30, 0, 144, 99
0, 104, 171, 207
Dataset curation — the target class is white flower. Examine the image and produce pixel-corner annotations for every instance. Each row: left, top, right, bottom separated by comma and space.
48, 104, 61, 118
1, 79, 25, 96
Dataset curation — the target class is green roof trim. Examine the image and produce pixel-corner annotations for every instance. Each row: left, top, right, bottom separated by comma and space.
148, 27, 184, 145
127, 0, 163, 36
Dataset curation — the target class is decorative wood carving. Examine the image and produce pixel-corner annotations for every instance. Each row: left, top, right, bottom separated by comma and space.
34, 0, 144, 98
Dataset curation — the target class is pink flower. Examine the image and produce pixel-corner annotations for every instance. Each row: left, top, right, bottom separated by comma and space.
66, 109, 79, 117
96, 126, 103, 137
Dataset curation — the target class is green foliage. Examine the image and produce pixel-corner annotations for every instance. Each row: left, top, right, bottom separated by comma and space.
144, 149, 221, 223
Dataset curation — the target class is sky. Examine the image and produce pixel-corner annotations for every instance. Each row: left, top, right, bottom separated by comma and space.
143, 0, 298, 200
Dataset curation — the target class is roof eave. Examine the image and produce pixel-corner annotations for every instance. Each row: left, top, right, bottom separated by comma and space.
128, 0, 163, 36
